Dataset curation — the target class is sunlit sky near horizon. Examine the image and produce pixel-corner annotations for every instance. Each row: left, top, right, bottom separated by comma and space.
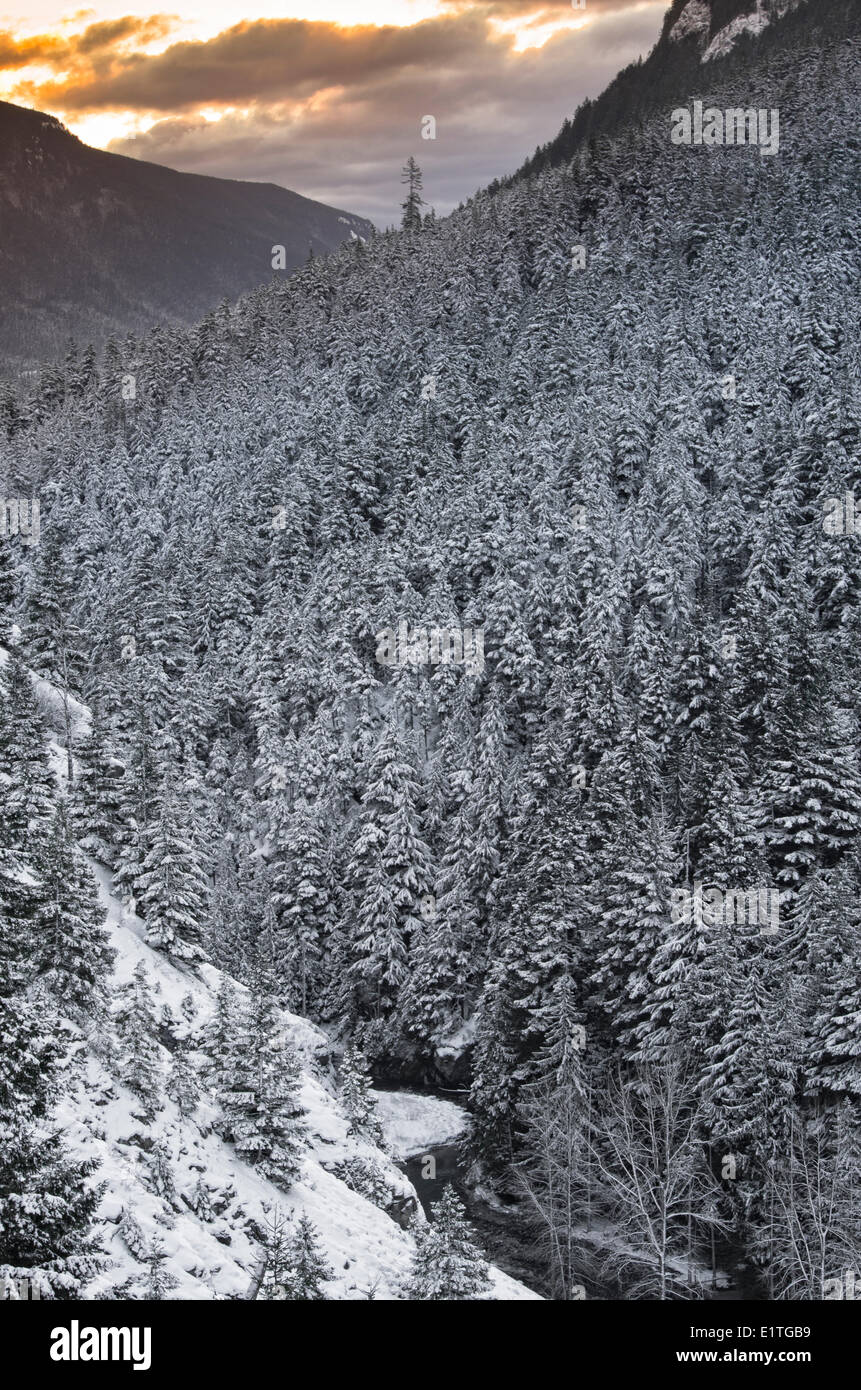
0, 2, 665, 222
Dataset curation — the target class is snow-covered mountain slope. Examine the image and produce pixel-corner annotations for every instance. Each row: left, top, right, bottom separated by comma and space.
70, 869, 408, 1300
1, 647, 539, 1301
65, 874, 538, 1299
43, 861, 539, 1295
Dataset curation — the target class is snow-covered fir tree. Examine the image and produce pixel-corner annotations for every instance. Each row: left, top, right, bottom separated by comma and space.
408, 1186, 491, 1301
114, 961, 163, 1123
338, 1042, 384, 1146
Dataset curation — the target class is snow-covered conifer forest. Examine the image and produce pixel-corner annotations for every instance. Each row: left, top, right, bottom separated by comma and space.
1, 0, 861, 1307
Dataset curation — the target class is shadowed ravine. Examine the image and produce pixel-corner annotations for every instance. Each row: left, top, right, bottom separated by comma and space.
402, 1138, 554, 1298
396, 1093, 756, 1302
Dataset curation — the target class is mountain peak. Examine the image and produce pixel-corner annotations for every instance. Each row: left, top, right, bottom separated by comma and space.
509, 0, 837, 186
669, 0, 712, 44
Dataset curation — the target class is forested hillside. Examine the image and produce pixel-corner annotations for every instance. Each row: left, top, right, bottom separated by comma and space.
507, 0, 823, 185
2, 0, 860, 1299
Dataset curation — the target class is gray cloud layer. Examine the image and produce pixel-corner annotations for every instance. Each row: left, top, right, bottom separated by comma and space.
5, 3, 665, 224
110, 5, 663, 222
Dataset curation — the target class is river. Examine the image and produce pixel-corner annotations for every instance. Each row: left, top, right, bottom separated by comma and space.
387, 1089, 753, 1302
402, 1138, 554, 1297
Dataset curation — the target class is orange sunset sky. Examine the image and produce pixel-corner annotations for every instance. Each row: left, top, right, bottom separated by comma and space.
0, 1, 665, 221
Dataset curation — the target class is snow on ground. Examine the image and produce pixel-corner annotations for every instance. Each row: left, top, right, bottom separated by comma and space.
67, 863, 541, 1299
11, 651, 541, 1299
0, 641, 92, 745
488, 1265, 543, 1301
374, 1090, 468, 1160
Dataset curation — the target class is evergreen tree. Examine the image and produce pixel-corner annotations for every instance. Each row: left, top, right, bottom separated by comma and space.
35, 804, 114, 1018
401, 157, 425, 232
166, 1041, 200, 1120
346, 723, 431, 1019
255, 1205, 293, 1300
408, 1186, 490, 1301
137, 775, 208, 961
468, 980, 518, 1172
220, 976, 307, 1188
23, 525, 87, 781
0, 983, 104, 1296
338, 1042, 384, 1145
269, 802, 330, 1015
0, 659, 55, 852
114, 961, 163, 1122
280, 1213, 333, 1300
143, 1239, 179, 1300
0, 539, 17, 643
201, 974, 241, 1097
70, 713, 124, 867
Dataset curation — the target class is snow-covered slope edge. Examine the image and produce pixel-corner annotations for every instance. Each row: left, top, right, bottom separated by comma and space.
2, 645, 539, 1301
669, 0, 810, 63
57, 867, 539, 1301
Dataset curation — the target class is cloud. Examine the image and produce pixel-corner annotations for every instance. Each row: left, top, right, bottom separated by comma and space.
11, 5, 661, 113
0, 14, 176, 73
1, 3, 665, 223
447, 0, 651, 15
74, 15, 178, 55
18, 15, 495, 113
101, 4, 663, 223
0, 29, 75, 69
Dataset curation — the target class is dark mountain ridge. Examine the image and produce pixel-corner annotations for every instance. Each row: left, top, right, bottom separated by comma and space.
505, 0, 853, 186
0, 100, 373, 378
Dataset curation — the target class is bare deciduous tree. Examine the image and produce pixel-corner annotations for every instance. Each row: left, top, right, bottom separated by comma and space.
762, 1104, 861, 1300
587, 1056, 728, 1300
